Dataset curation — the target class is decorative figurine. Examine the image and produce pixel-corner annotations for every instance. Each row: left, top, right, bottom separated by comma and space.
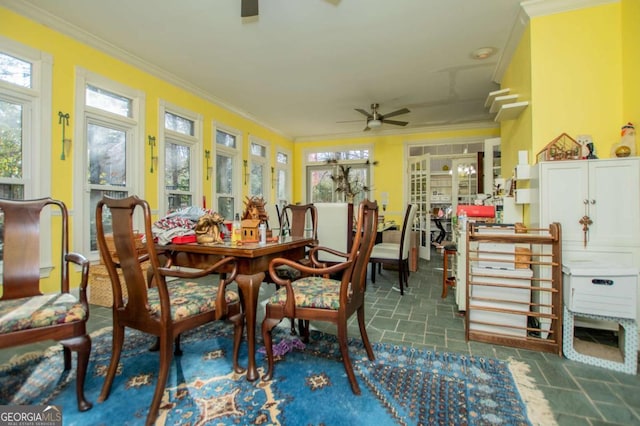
611, 122, 635, 157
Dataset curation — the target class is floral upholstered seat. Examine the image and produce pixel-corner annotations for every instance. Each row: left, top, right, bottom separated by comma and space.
267, 277, 351, 310
147, 281, 239, 320
0, 293, 87, 334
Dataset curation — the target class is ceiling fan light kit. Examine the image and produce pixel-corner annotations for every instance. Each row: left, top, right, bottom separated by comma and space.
354, 103, 410, 131
367, 119, 382, 129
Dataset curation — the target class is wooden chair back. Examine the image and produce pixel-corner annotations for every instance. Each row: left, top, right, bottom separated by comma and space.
0, 198, 71, 300
279, 203, 318, 239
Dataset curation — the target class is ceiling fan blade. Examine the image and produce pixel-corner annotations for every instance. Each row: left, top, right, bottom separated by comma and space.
355, 108, 372, 118
241, 0, 259, 17
363, 125, 371, 132
381, 108, 410, 119
381, 119, 409, 126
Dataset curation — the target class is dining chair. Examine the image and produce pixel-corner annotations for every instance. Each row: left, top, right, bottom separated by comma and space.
273, 203, 318, 279
369, 203, 418, 295
95, 195, 244, 426
262, 199, 379, 394
0, 197, 92, 412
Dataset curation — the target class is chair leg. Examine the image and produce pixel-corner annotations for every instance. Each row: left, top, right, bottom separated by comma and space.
357, 306, 375, 361
337, 321, 360, 395
370, 261, 376, 283
98, 324, 125, 403
63, 346, 72, 370
261, 317, 280, 381
397, 263, 404, 295
299, 319, 310, 343
61, 335, 93, 412
146, 333, 173, 426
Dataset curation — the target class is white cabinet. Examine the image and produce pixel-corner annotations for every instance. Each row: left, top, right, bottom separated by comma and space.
530, 157, 640, 327
532, 158, 640, 250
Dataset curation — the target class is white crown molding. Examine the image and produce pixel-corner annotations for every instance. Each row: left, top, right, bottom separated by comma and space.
293, 121, 499, 143
521, 0, 618, 18
492, 7, 530, 84
1, 0, 291, 139
492, 0, 617, 84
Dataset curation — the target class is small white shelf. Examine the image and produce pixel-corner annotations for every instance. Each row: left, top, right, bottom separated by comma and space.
494, 101, 529, 122
489, 94, 520, 114
484, 88, 511, 108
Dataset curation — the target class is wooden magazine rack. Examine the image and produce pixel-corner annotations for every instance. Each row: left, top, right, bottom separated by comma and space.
464, 222, 563, 355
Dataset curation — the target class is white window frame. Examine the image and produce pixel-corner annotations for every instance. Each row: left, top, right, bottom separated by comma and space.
73, 68, 145, 261
248, 136, 270, 202
303, 145, 374, 204
212, 123, 242, 218
0, 36, 53, 276
158, 101, 203, 214
274, 147, 292, 205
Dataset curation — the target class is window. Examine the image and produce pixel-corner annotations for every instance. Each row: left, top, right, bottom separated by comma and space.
249, 138, 269, 200
160, 104, 202, 213
214, 126, 241, 220
275, 149, 291, 204
306, 148, 373, 205
0, 38, 53, 265
74, 69, 144, 259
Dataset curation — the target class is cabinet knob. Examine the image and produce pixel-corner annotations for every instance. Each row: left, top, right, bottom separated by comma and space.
583, 199, 589, 204
590, 199, 596, 205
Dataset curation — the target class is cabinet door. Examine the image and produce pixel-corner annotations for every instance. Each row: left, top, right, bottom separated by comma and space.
539, 161, 588, 244
588, 158, 640, 247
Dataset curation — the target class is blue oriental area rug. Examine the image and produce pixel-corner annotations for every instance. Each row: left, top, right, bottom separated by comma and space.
0, 322, 555, 425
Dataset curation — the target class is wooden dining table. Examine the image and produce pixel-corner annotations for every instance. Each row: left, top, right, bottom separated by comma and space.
157, 235, 315, 381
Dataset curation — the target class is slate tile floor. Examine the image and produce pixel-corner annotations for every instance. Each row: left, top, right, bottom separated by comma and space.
2, 248, 640, 425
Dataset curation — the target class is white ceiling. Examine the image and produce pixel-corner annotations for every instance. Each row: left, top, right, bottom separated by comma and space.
7, 0, 534, 140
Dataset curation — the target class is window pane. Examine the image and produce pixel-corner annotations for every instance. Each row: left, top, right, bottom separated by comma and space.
276, 152, 288, 164
250, 163, 264, 196
168, 194, 192, 212
309, 168, 334, 203
216, 154, 233, 194
307, 149, 369, 163
89, 189, 127, 251
0, 53, 31, 88
0, 99, 23, 178
86, 85, 132, 117
276, 169, 286, 201
87, 123, 126, 186
251, 142, 266, 157
165, 142, 190, 191
216, 129, 236, 148
217, 196, 235, 220
0, 183, 23, 199
164, 112, 194, 136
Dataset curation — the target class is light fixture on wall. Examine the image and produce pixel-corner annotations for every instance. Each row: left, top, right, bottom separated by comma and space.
243, 160, 248, 185
58, 111, 71, 160
148, 135, 157, 173
380, 191, 389, 211
271, 166, 275, 189
205, 149, 212, 180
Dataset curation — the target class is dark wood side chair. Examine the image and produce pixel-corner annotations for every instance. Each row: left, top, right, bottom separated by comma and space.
369, 203, 418, 295
0, 197, 92, 412
273, 203, 318, 277
95, 195, 244, 426
262, 200, 379, 394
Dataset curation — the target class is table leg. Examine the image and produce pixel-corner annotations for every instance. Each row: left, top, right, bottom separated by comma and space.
235, 271, 265, 381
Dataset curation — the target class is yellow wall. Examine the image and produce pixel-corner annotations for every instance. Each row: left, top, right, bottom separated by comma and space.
500, 25, 533, 175
529, 2, 623, 158
622, 0, 640, 145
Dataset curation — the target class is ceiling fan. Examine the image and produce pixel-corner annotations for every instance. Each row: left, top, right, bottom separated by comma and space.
355, 103, 410, 131
241, 0, 259, 17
